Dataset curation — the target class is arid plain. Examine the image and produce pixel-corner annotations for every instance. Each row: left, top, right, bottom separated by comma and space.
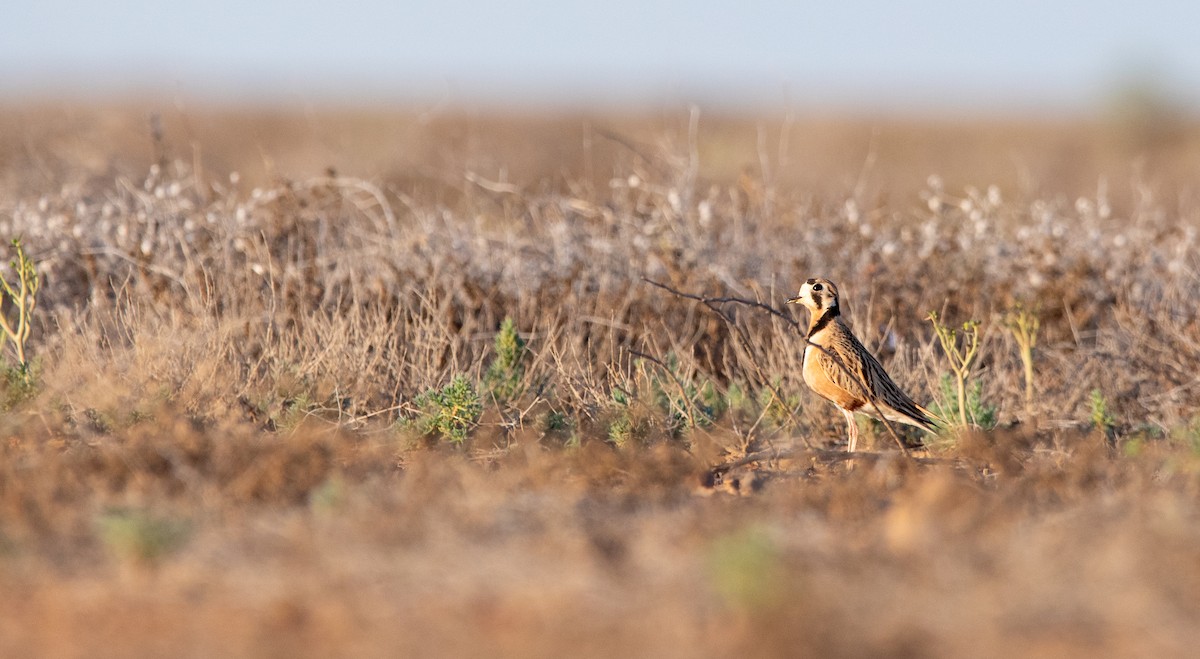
1, 103, 1199, 657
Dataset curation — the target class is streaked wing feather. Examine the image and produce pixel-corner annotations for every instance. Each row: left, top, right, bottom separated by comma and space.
818, 322, 936, 430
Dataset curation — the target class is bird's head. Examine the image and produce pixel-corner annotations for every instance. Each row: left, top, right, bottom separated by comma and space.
786, 277, 840, 314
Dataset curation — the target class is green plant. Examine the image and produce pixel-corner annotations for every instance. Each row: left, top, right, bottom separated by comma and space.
1121, 435, 1145, 458
277, 392, 316, 433
540, 410, 580, 448
1119, 424, 1161, 458
484, 317, 528, 402
414, 375, 483, 444
698, 380, 727, 421
82, 407, 116, 434
636, 353, 697, 431
1171, 416, 1200, 455
1090, 388, 1116, 438
607, 412, 637, 447
1004, 304, 1040, 418
606, 385, 646, 447
725, 382, 751, 417
542, 410, 571, 432
928, 311, 982, 428
97, 508, 191, 565
309, 475, 346, 513
1, 357, 38, 408
651, 364, 723, 432
0, 238, 40, 384
622, 353, 722, 437
757, 379, 801, 428
930, 373, 997, 430
706, 526, 784, 611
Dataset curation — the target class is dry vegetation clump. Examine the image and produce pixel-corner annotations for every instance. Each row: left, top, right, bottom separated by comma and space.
1, 107, 1200, 656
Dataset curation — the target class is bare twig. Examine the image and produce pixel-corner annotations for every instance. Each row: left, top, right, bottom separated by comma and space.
643, 277, 807, 438
643, 277, 910, 454
643, 277, 798, 327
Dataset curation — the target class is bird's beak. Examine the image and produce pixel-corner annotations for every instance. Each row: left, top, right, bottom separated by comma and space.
786, 296, 801, 305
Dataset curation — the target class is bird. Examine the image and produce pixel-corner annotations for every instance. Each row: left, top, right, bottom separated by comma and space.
786, 277, 938, 451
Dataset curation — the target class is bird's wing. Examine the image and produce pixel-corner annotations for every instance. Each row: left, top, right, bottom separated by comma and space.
819, 323, 937, 431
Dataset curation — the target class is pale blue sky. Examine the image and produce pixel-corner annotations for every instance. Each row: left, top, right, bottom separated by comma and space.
4, 0, 1199, 111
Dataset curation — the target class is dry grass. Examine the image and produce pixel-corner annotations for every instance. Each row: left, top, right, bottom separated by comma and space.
1, 104, 1200, 657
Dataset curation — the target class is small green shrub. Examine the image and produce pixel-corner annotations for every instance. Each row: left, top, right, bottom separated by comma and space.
1171, 416, 1200, 455
606, 386, 646, 447
644, 354, 707, 433
698, 380, 727, 421
97, 508, 191, 565
607, 412, 636, 447
542, 410, 571, 432
309, 475, 346, 513
540, 410, 580, 448
609, 355, 720, 441
930, 372, 997, 430
928, 312, 982, 429
1004, 304, 1040, 417
757, 379, 801, 428
725, 382, 752, 417
1090, 388, 1116, 438
706, 527, 784, 611
484, 317, 527, 402
0, 238, 40, 383
0, 357, 39, 408
414, 375, 483, 444
277, 392, 316, 433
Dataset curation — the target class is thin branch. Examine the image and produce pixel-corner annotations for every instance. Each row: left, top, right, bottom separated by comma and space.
644, 277, 798, 328
644, 277, 807, 436
643, 277, 910, 454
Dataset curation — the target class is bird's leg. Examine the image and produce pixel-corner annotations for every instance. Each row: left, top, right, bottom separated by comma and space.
842, 408, 858, 452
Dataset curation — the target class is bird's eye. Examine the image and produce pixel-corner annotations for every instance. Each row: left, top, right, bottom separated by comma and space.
812, 283, 823, 292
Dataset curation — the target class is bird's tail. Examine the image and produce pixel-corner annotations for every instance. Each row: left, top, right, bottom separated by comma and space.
914, 402, 947, 433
